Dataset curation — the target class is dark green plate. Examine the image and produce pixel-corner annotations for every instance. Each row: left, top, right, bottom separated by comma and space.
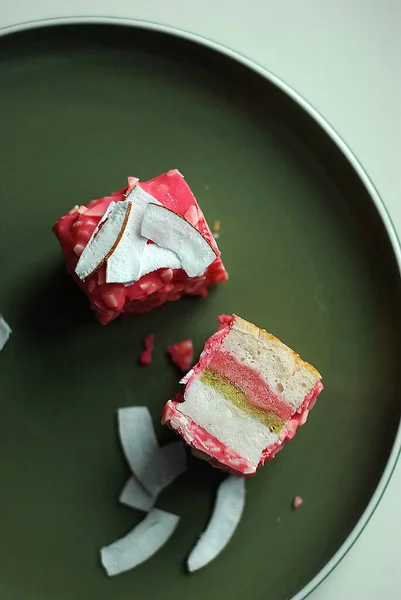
0, 22, 400, 600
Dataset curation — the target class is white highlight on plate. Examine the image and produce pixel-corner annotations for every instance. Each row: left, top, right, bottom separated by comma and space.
141, 203, 216, 277
75, 201, 130, 280
187, 475, 246, 572
100, 509, 180, 576
106, 186, 161, 284
119, 440, 187, 511
0, 315, 12, 351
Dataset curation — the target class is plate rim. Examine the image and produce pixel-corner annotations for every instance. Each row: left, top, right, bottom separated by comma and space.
1, 14, 400, 600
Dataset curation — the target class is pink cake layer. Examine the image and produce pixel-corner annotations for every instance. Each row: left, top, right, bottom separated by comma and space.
53, 170, 228, 324
162, 315, 323, 475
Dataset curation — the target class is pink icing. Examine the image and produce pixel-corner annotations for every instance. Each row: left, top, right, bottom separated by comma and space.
140, 170, 219, 255
207, 350, 294, 421
181, 321, 232, 387
52, 171, 228, 324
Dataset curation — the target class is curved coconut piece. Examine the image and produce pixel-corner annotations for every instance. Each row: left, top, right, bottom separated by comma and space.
141, 203, 217, 278
0, 315, 12, 351
100, 509, 180, 576
138, 243, 181, 278
187, 475, 246, 572
118, 406, 168, 496
158, 439, 187, 489
119, 440, 187, 511
119, 475, 154, 513
75, 200, 131, 280
106, 186, 161, 284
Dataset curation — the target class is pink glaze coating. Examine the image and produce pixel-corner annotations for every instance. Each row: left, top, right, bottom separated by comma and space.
53, 170, 228, 324
182, 321, 232, 385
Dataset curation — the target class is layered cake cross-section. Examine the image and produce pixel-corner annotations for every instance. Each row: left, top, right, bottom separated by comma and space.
162, 314, 323, 475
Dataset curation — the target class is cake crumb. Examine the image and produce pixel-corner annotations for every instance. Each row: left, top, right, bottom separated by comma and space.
216, 314, 232, 326
140, 333, 155, 365
293, 496, 303, 509
167, 340, 194, 371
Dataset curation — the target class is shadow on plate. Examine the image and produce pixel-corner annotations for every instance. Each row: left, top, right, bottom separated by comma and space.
16, 261, 95, 343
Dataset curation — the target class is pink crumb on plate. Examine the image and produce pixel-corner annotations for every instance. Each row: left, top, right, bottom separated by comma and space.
293, 496, 303, 509
216, 314, 232, 326
140, 334, 155, 365
167, 340, 194, 371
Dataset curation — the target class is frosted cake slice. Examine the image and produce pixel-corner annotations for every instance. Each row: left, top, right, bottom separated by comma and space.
162, 314, 323, 475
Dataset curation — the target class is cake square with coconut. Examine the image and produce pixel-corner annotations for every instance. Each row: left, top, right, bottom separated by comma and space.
162, 314, 323, 475
53, 170, 227, 324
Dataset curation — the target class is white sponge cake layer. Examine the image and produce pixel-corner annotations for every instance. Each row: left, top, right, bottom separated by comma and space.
180, 375, 279, 465
221, 316, 321, 410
